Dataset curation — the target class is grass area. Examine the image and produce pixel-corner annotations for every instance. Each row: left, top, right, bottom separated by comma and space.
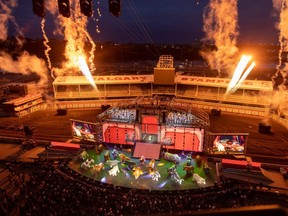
68, 146, 217, 191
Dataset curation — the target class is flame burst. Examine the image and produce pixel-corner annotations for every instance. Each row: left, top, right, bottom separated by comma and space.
77, 55, 97, 89
224, 55, 255, 98
44, 0, 97, 77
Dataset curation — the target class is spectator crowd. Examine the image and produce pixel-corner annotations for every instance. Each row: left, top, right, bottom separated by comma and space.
0, 159, 287, 216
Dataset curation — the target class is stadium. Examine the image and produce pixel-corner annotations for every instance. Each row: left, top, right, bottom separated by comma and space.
1, 1, 288, 215
2, 54, 287, 213
1, 52, 288, 215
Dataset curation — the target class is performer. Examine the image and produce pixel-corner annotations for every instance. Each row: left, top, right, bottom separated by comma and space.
167, 164, 177, 176
111, 149, 119, 159
186, 157, 192, 166
203, 163, 211, 175
148, 135, 152, 142
183, 156, 194, 175
104, 151, 111, 162
148, 159, 155, 173
132, 167, 143, 179
139, 156, 146, 165
151, 171, 161, 181
196, 155, 202, 167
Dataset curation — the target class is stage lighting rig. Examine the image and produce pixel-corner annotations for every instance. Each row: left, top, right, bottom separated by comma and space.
58, 0, 71, 18
32, 0, 45, 18
109, 0, 121, 17
80, 0, 93, 17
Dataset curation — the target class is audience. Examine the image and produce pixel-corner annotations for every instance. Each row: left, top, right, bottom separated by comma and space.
0, 159, 287, 216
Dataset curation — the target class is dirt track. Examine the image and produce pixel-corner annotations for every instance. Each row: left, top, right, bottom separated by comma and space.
0, 108, 287, 164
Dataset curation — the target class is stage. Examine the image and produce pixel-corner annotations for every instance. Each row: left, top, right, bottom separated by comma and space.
68, 146, 218, 191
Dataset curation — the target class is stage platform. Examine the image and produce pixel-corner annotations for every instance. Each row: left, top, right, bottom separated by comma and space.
68, 147, 218, 191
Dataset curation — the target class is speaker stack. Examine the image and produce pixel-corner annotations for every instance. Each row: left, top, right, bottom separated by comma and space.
57, 108, 67, 116
211, 109, 221, 117
258, 122, 271, 134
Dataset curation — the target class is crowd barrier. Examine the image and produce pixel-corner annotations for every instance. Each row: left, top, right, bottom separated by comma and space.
54, 97, 270, 118
54, 99, 122, 110
176, 98, 270, 117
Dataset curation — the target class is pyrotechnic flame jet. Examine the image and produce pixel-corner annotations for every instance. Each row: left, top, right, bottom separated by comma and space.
221, 55, 254, 101
225, 55, 251, 95
230, 61, 255, 94
77, 56, 97, 90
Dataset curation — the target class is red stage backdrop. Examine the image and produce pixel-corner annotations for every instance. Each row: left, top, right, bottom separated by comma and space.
141, 115, 159, 135
102, 120, 204, 152
160, 126, 204, 152
102, 122, 140, 145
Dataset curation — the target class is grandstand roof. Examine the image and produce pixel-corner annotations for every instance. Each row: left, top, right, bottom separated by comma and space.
3, 93, 43, 106
53, 75, 273, 91
53, 75, 154, 85
175, 75, 273, 91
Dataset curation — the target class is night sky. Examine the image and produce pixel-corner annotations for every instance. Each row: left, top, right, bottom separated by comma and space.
10, 0, 278, 44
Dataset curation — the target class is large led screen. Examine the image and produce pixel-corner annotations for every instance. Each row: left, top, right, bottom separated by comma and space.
71, 120, 97, 142
212, 134, 247, 154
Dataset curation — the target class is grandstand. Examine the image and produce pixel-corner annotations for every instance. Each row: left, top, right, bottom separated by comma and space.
52, 55, 273, 118
53, 75, 154, 100
52, 75, 272, 118
174, 76, 272, 107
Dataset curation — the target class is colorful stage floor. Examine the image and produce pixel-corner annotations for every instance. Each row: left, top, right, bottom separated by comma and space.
68, 147, 218, 191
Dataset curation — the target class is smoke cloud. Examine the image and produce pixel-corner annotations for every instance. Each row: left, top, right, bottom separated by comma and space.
0, 0, 48, 90
272, 0, 288, 90
201, 0, 239, 77
0, 51, 48, 87
0, 0, 17, 41
0, 0, 24, 45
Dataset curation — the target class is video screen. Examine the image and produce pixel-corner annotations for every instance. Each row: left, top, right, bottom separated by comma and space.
71, 120, 97, 142
212, 134, 246, 153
